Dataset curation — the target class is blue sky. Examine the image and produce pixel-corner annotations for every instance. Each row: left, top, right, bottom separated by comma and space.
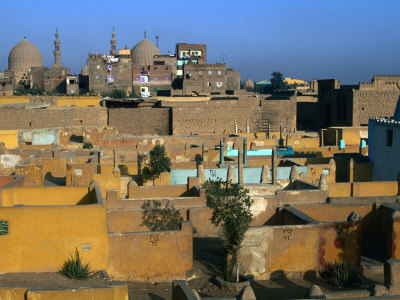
1, 0, 399, 84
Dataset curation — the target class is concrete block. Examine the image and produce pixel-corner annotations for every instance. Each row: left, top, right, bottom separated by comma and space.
385, 258, 400, 294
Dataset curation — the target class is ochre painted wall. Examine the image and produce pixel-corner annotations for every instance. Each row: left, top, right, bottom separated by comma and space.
0, 205, 108, 273
56, 96, 101, 107
319, 222, 361, 266
0, 186, 94, 206
0, 130, 19, 149
0, 97, 30, 105
128, 185, 188, 198
328, 181, 398, 197
26, 285, 127, 300
296, 205, 373, 223
108, 221, 193, 281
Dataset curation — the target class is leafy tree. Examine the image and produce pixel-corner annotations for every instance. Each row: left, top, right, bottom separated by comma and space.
202, 178, 253, 282
266, 71, 287, 93
30, 83, 44, 95
142, 145, 171, 183
101, 89, 126, 99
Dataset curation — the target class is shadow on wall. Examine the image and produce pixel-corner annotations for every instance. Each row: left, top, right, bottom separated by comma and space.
44, 172, 66, 186
141, 200, 183, 231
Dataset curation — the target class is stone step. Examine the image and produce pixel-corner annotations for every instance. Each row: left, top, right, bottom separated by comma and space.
361, 256, 384, 284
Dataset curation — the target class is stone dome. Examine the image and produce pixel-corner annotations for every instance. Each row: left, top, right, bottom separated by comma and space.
131, 38, 160, 66
243, 78, 255, 90
8, 38, 43, 72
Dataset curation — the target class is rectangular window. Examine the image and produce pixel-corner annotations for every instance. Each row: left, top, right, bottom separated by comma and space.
199, 71, 202, 75
218, 70, 222, 75
0, 221, 8, 235
135, 77, 140, 82
164, 77, 169, 81
208, 70, 212, 75
208, 82, 212, 87
386, 129, 393, 146
153, 77, 158, 82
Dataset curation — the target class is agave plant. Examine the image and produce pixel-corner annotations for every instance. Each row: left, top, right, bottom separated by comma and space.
60, 247, 90, 279
320, 261, 360, 287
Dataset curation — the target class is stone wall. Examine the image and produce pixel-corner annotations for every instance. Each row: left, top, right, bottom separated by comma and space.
108, 107, 170, 135
0, 107, 107, 130
169, 97, 296, 135
171, 105, 261, 135
259, 98, 297, 132
354, 90, 400, 126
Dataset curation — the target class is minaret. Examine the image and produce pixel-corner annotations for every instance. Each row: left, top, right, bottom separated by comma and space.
110, 27, 117, 56
53, 28, 62, 67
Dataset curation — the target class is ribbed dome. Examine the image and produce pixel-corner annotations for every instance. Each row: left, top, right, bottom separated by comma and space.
131, 38, 160, 66
243, 78, 255, 90
8, 38, 43, 71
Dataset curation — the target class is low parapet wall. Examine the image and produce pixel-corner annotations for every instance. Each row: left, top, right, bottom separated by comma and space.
108, 221, 193, 281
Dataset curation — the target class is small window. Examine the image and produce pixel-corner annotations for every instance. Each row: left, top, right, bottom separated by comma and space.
386, 129, 393, 146
218, 70, 222, 75
199, 71, 202, 75
97, 65, 100, 69
153, 77, 158, 82
0, 221, 8, 235
208, 82, 212, 87
135, 77, 140, 82
164, 77, 169, 81
208, 70, 212, 75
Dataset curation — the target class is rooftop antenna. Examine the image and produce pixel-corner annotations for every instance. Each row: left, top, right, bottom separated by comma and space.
155, 35, 159, 48
221, 53, 227, 63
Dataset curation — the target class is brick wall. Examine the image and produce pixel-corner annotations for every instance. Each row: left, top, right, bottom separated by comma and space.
108, 107, 170, 135
259, 98, 297, 132
171, 105, 261, 135
354, 90, 400, 126
0, 107, 107, 130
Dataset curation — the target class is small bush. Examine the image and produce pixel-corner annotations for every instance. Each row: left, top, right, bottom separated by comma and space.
83, 142, 93, 149
61, 248, 90, 279
320, 261, 360, 287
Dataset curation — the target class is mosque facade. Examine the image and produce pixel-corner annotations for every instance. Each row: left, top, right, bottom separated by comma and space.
5, 30, 73, 94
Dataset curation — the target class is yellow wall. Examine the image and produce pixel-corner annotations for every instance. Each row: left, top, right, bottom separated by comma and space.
0, 205, 108, 272
269, 226, 319, 274
57, 96, 101, 107
93, 172, 120, 199
0, 97, 30, 105
0, 186, 94, 207
352, 181, 398, 197
0, 130, 19, 149
319, 223, 361, 266
26, 285, 128, 300
296, 205, 373, 223
108, 221, 193, 281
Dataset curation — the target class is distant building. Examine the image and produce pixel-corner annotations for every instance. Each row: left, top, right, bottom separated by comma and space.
369, 95, 400, 180
317, 75, 400, 129
6, 31, 72, 94
87, 31, 240, 97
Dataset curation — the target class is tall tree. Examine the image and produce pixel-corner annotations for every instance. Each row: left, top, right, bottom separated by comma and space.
270, 71, 287, 92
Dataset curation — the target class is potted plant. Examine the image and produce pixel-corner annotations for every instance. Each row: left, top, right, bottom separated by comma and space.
202, 178, 253, 289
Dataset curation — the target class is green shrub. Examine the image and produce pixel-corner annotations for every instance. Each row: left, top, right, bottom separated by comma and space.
320, 261, 360, 287
60, 248, 90, 279
203, 178, 253, 282
83, 142, 93, 149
